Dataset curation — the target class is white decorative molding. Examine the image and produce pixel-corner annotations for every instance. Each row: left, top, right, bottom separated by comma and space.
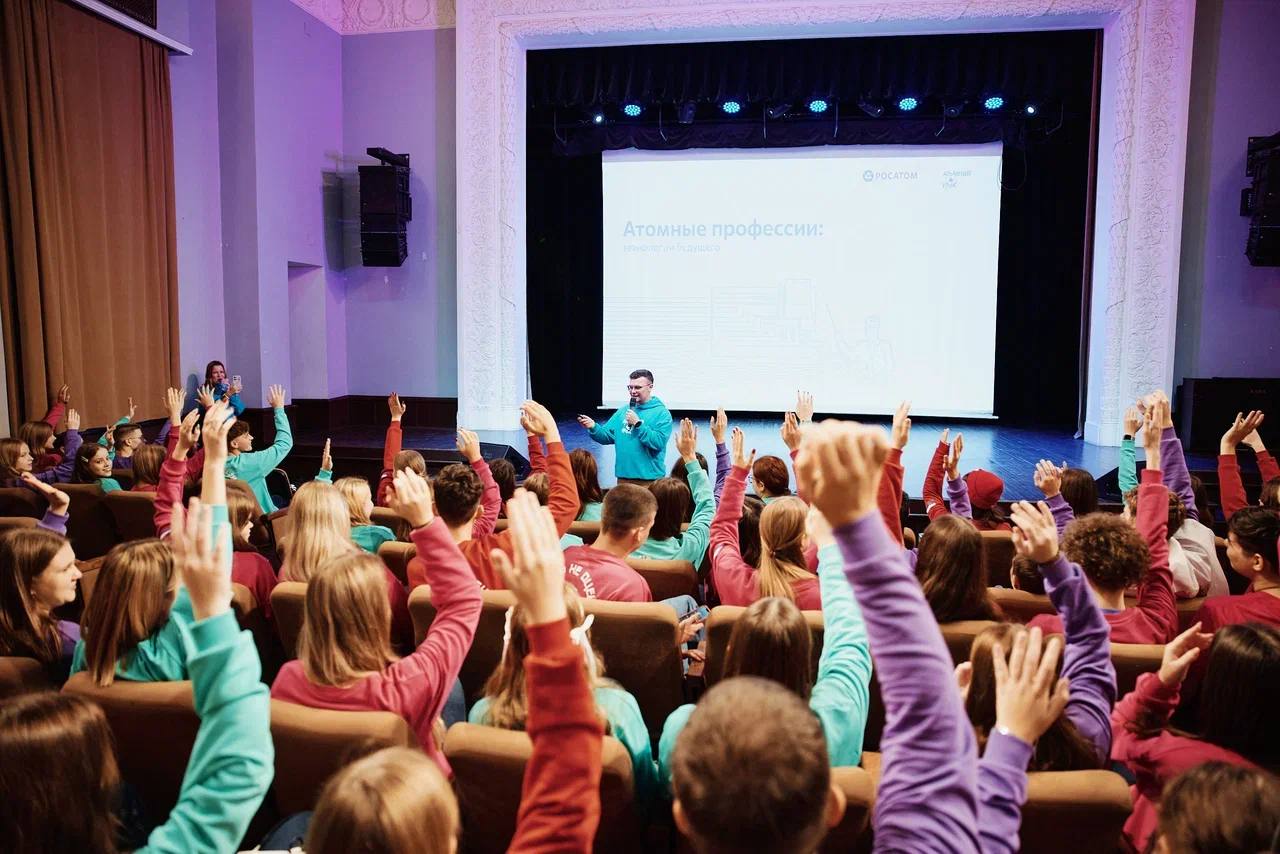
457, 0, 1197, 441
289, 0, 456, 34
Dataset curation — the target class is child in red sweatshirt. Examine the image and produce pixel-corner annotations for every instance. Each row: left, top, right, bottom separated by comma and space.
1217, 410, 1280, 519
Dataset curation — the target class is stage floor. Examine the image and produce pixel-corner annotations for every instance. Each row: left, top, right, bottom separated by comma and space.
292, 414, 1223, 502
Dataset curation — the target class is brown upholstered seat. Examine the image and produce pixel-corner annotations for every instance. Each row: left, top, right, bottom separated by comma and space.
62, 674, 198, 819
1111, 643, 1164, 696
270, 700, 419, 814
580, 598, 685, 740
265, 508, 291, 553
568, 519, 601, 544
625, 557, 698, 601
270, 581, 308, 659
377, 540, 417, 586
111, 468, 135, 489
409, 585, 516, 707
58, 482, 121, 559
76, 555, 106, 608
105, 489, 158, 542
0, 515, 38, 531
702, 605, 824, 686
939, 619, 1002, 664
821, 766, 875, 852
0, 656, 50, 698
989, 587, 1056, 623
980, 530, 1016, 587
444, 722, 640, 853
369, 506, 410, 541
0, 486, 46, 518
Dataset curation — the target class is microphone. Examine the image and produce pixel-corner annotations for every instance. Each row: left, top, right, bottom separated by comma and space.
622, 400, 635, 434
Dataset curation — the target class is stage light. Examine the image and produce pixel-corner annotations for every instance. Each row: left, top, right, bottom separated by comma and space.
591, 111, 605, 125
807, 98, 829, 114
1025, 103, 1038, 116
765, 102, 790, 120
897, 96, 918, 111
983, 95, 1005, 110
857, 97, 884, 118
721, 100, 742, 115
678, 101, 696, 124
943, 99, 966, 118
622, 103, 642, 117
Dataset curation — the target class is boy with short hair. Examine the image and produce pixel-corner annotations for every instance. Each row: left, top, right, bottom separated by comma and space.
562, 484, 657, 602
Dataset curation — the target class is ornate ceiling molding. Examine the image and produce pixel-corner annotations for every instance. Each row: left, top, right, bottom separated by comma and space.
289, 0, 456, 34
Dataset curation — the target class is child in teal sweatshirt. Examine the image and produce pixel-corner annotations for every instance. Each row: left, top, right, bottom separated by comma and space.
224, 384, 293, 513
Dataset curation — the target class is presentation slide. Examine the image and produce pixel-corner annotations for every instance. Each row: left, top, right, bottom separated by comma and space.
600, 144, 1003, 416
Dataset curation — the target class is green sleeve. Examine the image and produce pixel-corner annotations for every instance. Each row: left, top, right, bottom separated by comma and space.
808, 543, 873, 766
101, 477, 122, 493
315, 468, 333, 483
467, 697, 491, 724
1119, 437, 1139, 494
225, 407, 293, 479
657, 703, 695, 794
597, 687, 660, 807
588, 409, 621, 445
137, 611, 272, 853
676, 461, 715, 565
98, 416, 130, 447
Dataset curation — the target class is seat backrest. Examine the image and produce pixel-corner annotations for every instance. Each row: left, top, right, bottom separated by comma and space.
702, 605, 825, 686
0, 486, 46, 518
62, 673, 198, 819
105, 490, 158, 542
1020, 769, 1132, 853
989, 587, 1056, 624
980, 530, 1016, 587
1111, 643, 1164, 696
625, 557, 698, 601
822, 767, 875, 852
409, 586, 516, 707
444, 722, 638, 854
377, 540, 417, 586
0, 656, 50, 698
111, 468, 135, 489
265, 508, 291, 553
0, 515, 38, 531
581, 598, 686, 741
270, 700, 419, 814
939, 620, 1001, 664
271, 581, 309, 659
58, 482, 120, 559
568, 520, 601, 544
369, 506, 410, 541
1123, 593, 1207, 633
76, 555, 106, 609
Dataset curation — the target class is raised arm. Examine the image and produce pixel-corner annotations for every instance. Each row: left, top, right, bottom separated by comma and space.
710, 408, 729, 502
232, 386, 293, 477
580, 409, 620, 446
1219, 411, 1264, 520
1135, 405, 1178, 643
674, 420, 714, 565
923, 432, 952, 520
1034, 460, 1075, 538
799, 422, 979, 852
21, 475, 71, 535
1118, 406, 1141, 494
377, 393, 406, 506
1146, 392, 1196, 520
46, 412, 83, 484
523, 401, 580, 536
878, 401, 911, 545
156, 410, 201, 538
456, 428, 500, 538
42, 385, 69, 428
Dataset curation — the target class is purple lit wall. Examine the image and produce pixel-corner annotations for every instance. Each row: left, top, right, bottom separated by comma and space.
1176, 0, 1280, 383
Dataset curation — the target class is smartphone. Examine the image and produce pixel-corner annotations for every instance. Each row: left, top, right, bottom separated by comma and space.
695, 605, 711, 622
231, 375, 241, 387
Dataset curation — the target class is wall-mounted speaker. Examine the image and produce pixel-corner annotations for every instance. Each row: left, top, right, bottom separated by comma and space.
359, 149, 412, 267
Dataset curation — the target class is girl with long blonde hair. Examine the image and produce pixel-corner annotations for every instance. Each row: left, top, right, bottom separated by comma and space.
334, 476, 397, 554
279, 481, 359, 583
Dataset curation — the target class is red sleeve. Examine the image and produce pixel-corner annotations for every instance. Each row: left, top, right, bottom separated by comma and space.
1258, 450, 1280, 484
1135, 469, 1179, 643
154, 452, 188, 538
385, 568, 414, 650
184, 446, 205, 483
879, 447, 905, 546
510, 618, 603, 854
1218, 454, 1248, 520
377, 422, 403, 507
43, 401, 65, 429
709, 467, 760, 605
528, 434, 547, 474
788, 448, 806, 503
544, 443, 580, 536
1110, 672, 1179, 765
923, 440, 949, 520
472, 459, 501, 538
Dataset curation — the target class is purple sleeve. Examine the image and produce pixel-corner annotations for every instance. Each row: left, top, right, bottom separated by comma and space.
37, 509, 69, 536
833, 514, 981, 853
1160, 426, 1198, 522
154, 420, 172, 445
1045, 493, 1075, 539
1038, 554, 1115, 761
49, 430, 83, 484
947, 476, 973, 519
976, 733, 1034, 854
713, 442, 729, 503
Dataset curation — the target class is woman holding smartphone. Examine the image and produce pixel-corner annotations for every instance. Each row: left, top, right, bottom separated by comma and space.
198, 361, 246, 416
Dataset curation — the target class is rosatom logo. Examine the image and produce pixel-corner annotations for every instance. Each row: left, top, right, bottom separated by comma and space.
863, 169, 874, 182
863, 170, 918, 182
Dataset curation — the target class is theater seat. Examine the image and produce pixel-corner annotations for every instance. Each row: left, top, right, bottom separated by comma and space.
0, 656, 50, 698
265, 508, 291, 553
409, 585, 516, 707
980, 531, 1016, 587
270, 582, 308, 659
377, 540, 417, 586
111, 468, 135, 490
270, 700, 419, 814
105, 490, 158, 542
62, 674, 197, 819
370, 506, 410, 541
569, 520, 601, 544
989, 587, 1056, 623
0, 486, 46, 518
939, 620, 1001, 664
625, 557, 698, 601
1111, 643, 1164, 696
1123, 593, 1207, 632
702, 605, 825, 686
444, 722, 639, 853
76, 555, 106, 609
581, 598, 686, 740
58, 482, 121, 559
0, 515, 38, 531
821, 767, 875, 852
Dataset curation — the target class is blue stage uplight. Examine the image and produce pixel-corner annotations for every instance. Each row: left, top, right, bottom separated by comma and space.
807, 98, 829, 114
591, 112, 605, 125
897, 96, 918, 111
983, 95, 1005, 110
1025, 103, 1038, 116
622, 103, 642, 117
721, 100, 742, 115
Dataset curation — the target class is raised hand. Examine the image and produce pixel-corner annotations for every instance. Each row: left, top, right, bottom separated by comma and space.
267, 384, 286, 409
21, 473, 70, 516
175, 409, 201, 459
169, 498, 230, 622
940, 428, 950, 447
730, 426, 755, 470
891, 400, 912, 450
1221, 410, 1265, 455
945, 433, 964, 481
1141, 404, 1163, 471
1010, 500, 1059, 564
1123, 405, 1142, 438
125, 397, 136, 422
710, 408, 728, 444
577, 414, 597, 431
388, 392, 407, 422
228, 376, 242, 396
795, 421, 889, 529
794, 390, 815, 423
165, 388, 185, 425
56, 384, 71, 405
202, 401, 234, 463
65, 408, 81, 432
196, 385, 216, 409
521, 400, 560, 443
992, 627, 1070, 745
780, 411, 802, 452
388, 467, 434, 529
321, 438, 333, 473
1033, 460, 1062, 499
675, 418, 698, 463
455, 428, 482, 463
103, 425, 116, 449
1157, 622, 1214, 688
1149, 390, 1173, 428
491, 489, 567, 626
805, 504, 835, 549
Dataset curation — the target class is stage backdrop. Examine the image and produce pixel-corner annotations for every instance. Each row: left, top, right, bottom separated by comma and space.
526, 29, 1097, 428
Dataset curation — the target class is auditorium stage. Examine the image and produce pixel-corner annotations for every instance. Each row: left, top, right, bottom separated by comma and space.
288, 415, 1226, 504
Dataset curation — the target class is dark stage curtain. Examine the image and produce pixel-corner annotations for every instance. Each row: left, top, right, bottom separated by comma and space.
527, 30, 1097, 427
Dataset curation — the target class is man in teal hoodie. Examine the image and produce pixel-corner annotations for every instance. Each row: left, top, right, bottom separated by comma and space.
579, 369, 673, 484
